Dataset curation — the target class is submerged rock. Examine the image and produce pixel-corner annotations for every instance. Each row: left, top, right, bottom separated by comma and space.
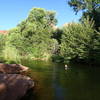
0, 63, 28, 74
0, 74, 34, 100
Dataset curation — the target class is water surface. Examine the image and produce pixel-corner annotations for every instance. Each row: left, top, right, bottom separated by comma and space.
22, 60, 100, 100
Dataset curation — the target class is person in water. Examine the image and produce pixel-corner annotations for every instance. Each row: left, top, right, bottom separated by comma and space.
65, 64, 68, 70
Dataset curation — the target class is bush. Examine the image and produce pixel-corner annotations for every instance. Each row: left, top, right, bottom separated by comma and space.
2, 44, 21, 64
0, 34, 6, 52
60, 19, 95, 63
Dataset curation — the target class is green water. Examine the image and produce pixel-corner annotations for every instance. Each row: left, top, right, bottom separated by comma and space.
22, 60, 100, 100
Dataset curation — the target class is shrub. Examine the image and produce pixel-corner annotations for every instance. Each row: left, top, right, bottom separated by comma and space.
60, 19, 95, 63
2, 44, 21, 64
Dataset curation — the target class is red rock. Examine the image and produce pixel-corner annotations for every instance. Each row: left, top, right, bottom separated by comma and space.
0, 31, 8, 35
0, 74, 34, 100
0, 63, 29, 74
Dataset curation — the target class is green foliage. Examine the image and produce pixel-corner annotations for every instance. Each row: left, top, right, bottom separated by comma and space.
0, 31, 21, 63
60, 19, 95, 63
5, 8, 58, 62
68, 0, 100, 64
68, 0, 100, 30
0, 34, 6, 52
0, 34, 6, 62
68, 0, 100, 13
27, 8, 57, 26
1, 7, 100, 65
18, 8, 58, 59
7, 28, 28, 55
87, 30, 100, 64
2, 44, 21, 64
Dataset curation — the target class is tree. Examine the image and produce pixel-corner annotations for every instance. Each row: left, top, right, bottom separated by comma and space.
8, 8, 58, 60
68, 0, 100, 30
60, 18, 95, 63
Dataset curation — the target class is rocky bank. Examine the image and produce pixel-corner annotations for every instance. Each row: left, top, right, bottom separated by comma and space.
0, 63, 34, 100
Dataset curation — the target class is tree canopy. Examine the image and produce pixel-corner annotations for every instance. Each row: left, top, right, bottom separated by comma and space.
8, 8, 58, 61
68, 0, 100, 30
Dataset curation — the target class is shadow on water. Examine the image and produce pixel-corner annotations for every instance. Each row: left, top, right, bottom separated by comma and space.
21, 60, 100, 100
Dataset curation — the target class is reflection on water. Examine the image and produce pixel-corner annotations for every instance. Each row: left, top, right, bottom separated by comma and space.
22, 60, 100, 100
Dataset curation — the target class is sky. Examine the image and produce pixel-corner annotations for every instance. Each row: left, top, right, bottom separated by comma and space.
0, 0, 82, 30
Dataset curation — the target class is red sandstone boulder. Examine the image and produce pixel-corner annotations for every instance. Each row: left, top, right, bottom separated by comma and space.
0, 74, 34, 100
0, 63, 28, 74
